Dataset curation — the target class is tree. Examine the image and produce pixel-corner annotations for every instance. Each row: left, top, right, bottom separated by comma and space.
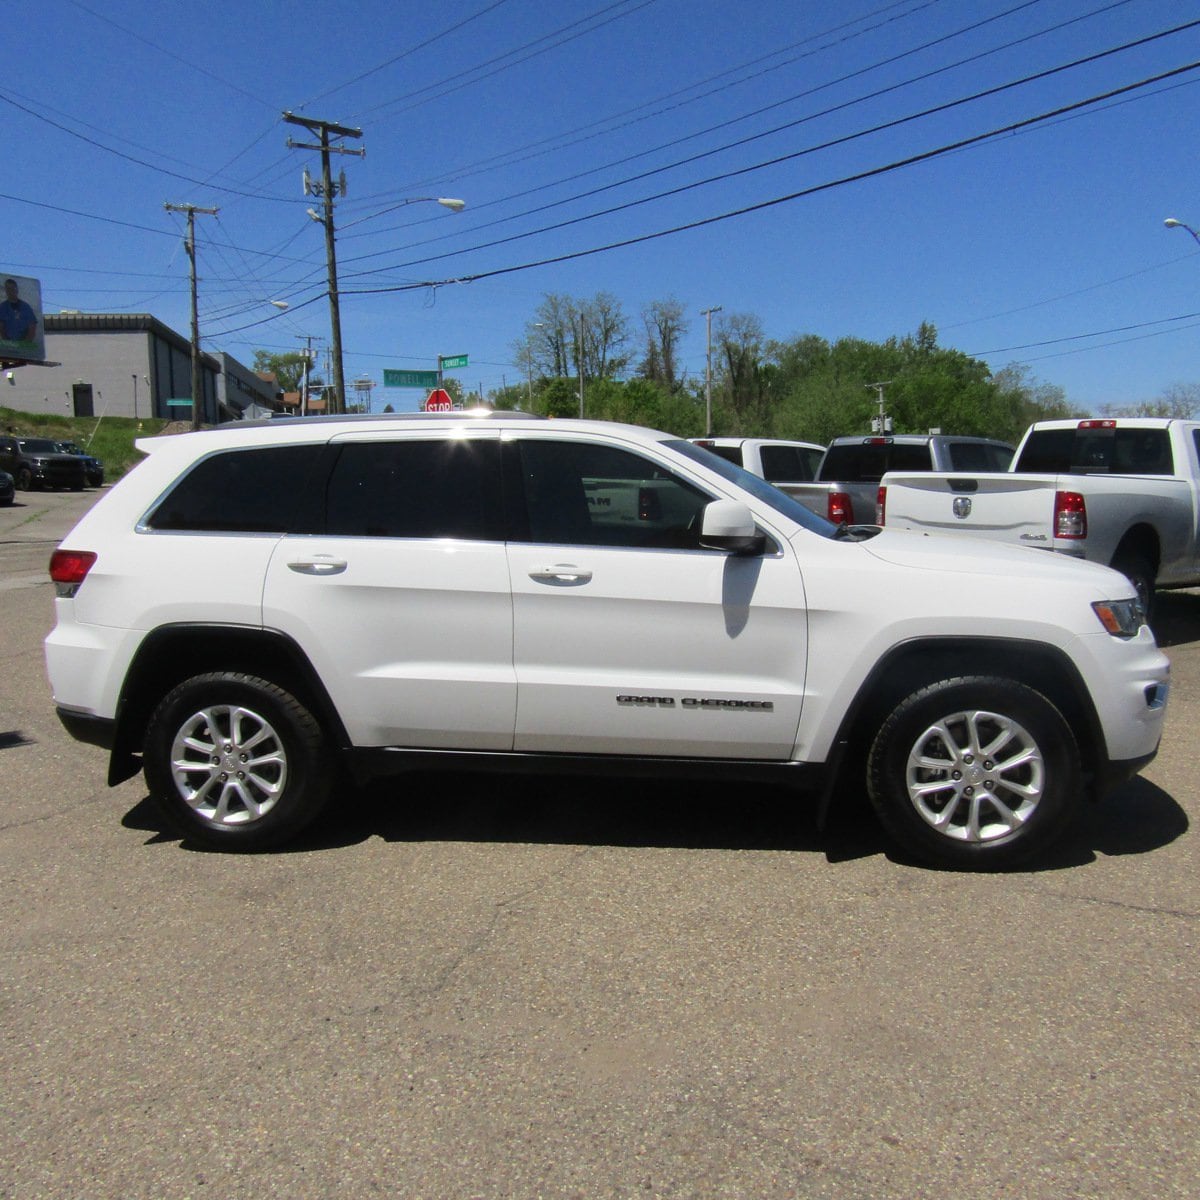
524, 292, 632, 384
252, 350, 322, 395
715, 313, 767, 431
1100, 382, 1200, 419
638, 298, 688, 392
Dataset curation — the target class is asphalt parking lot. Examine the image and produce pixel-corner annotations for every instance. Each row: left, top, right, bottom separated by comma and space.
2, 486, 1197, 1198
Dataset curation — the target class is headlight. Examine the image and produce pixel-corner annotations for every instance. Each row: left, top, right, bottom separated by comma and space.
1092, 597, 1145, 638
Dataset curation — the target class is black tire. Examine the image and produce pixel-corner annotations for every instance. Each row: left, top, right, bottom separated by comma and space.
143, 672, 334, 851
15, 467, 32, 491
1110, 550, 1155, 623
866, 676, 1081, 870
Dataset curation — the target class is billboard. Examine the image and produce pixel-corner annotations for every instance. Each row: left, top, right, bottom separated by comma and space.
0, 273, 46, 365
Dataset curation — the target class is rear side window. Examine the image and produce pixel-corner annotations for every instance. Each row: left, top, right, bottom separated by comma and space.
324, 438, 500, 540
759, 445, 819, 482
146, 445, 321, 532
946, 442, 1013, 471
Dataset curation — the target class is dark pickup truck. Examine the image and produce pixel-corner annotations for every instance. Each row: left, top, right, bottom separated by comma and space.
0, 435, 87, 491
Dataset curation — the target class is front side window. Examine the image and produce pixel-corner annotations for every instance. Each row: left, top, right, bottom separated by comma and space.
512, 440, 711, 549
146, 445, 321, 532
324, 438, 501, 540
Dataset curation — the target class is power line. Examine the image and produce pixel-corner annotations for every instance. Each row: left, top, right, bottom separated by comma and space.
341, 24, 1200, 281
338, 0, 1143, 269
338, 59, 1200, 297
0, 90, 297, 203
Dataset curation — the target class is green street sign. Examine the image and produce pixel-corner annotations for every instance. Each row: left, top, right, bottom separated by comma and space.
438, 353, 469, 370
165, 398, 192, 407
383, 369, 439, 388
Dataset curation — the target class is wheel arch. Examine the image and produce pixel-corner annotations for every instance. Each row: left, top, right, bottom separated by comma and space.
108, 624, 350, 785
823, 637, 1106, 816
1111, 524, 1160, 576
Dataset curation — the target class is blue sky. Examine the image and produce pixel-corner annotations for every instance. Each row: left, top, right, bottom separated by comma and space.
6, 0, 1200, 414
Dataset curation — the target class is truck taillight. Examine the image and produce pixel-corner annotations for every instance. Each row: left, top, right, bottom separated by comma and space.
1054, 491, 1087, 539
828, 491, 852, 524
876, 485, 887, 525
49, 549, 97, 585
1077, 419, 1116, 430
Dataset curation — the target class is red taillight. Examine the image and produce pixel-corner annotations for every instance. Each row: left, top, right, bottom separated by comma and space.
49, 549, 97, 585
876, 485, 887, 525
1054, 491, 1087, 539
828, 490, 852, 524
1077, 419, 1116, 430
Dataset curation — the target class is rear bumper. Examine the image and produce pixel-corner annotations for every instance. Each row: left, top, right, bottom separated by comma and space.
56, 707, 116, 750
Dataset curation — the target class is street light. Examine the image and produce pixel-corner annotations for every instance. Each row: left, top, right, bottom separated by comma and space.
1164, 217, 1200, 246
306, 193, 465, 412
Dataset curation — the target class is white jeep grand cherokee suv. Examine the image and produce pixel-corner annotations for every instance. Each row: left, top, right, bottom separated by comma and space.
45, 413, 1169, 868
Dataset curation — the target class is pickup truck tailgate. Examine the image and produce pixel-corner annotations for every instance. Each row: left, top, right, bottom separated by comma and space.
882, 472, 1060, 545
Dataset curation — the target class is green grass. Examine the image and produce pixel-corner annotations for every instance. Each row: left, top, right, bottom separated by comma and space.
1, 406, 172, 480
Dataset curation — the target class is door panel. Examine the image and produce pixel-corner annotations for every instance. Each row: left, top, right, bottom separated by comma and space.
262, 434, 515, 750
265, 537, 515, 748
504, 436, 808, 758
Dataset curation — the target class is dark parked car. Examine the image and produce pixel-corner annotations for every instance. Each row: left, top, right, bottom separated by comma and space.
0, 468, 13, 506
55, 441, 105, 487
0, 436, 87, 491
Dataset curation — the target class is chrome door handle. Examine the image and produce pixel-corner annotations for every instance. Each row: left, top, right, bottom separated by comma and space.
288, 557, 347, 576
529, 564, 593, 584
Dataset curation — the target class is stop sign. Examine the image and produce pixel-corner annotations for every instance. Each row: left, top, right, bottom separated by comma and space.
424, 389, 454, 412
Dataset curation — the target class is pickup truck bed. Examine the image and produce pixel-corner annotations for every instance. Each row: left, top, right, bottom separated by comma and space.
879, 418, 1200, 609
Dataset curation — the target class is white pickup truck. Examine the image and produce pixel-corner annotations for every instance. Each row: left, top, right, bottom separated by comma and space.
878, 417, 1200, 611
690, 438, 824, 493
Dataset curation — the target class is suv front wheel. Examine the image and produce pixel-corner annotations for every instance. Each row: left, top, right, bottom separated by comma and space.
866, 675, 1081, 869
144, 672, 334, 850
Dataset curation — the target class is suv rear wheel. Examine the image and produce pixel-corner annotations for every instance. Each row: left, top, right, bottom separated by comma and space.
144, 672, 334, 850
866, 676, 1081, 869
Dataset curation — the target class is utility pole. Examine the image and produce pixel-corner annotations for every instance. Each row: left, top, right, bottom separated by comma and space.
284, 111, 364, 416
866, 380, 893, 433
294, 334, 322, 416
701, 305, 722, 436
576, 316, 586, 418
164, 202, 219, 430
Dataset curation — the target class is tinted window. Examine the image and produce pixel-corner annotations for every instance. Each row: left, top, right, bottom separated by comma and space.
19, 439, 60, 454
1017, 428, 1173, 475
324, 438, 500, 540
760, 445, 819, 482
947, 442, 1013, 471
819, 441, 928, 481
668, 440, 838, 536
514, 440, 711, 549
705, 445, 744, 467
147, 445, 321, 532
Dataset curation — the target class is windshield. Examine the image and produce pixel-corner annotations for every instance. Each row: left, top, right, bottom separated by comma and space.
19, 438, 61, 454
668, 440, 840, 537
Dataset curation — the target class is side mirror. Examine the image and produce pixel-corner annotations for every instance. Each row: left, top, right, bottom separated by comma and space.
699, 499, 765, 555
